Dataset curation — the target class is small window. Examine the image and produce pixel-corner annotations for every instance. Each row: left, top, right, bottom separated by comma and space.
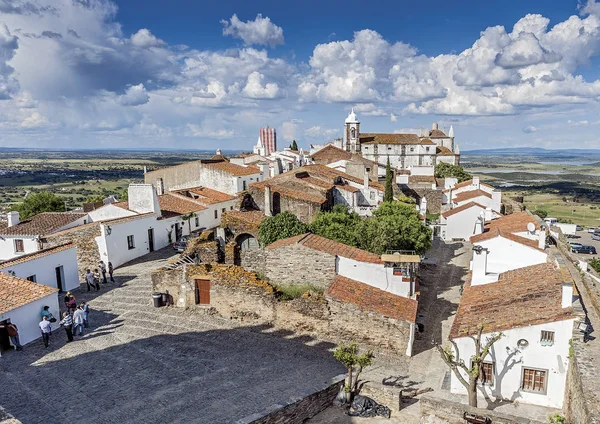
230, 206, 233, 210
221, 208, 226, 213
26, 275, 36, 282
242, 180, 247, 191
480, 362, 494, 385
214, 210, 218, 219
540, 330, 555, 346
127, 235, 135, 250
14, 239, 24, 253
522, 368, 547, 394
194, 217, 199, 227
387, 147, 392, 150
426, 147, 430, 152
410, 147, 414, 152
370, 192, 375, 200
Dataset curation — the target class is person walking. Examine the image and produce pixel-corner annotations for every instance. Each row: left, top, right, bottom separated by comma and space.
41, 306, 56, 322
92, 269, 101, 291
63, 292, 71, 310
100, 261, 107, 284
85, 269, 94, 292
59, 312, 74, 342
108, 261, 115, 283
81, 301, 89, 328
72, 306, 85, 337
67, 294, 77, 313
39, 316, 52, 348
0, 322, 23, 351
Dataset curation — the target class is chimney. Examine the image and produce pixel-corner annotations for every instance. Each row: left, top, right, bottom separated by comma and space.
264, 186, 272, 216
472, 176, 480, 188
363, 167, 369, 190
7, 211, 19, 227
472, 246, 488, 282
432, 122, 439, 130
128, 184, 161, 215
492, 191, 501, 212
538, 227, 546, 250
484, 207, 493, 221
562, 282, 573, 308
143, 165, 147, 175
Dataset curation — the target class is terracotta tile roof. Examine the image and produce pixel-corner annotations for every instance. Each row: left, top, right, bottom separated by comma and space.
210, 153, 229, 162
450, 263, 575, 338
0, 272, 58, 314
266, 233, 383, 264
295, 176, 335, 190
0, 243, 75, 269
158, 194, 207, 218
0, 212, 88, 236
453, 189, 492, 203
302, 164, 385, 191
408, 176, 436, 183
326, 275, 418, 323
222, 210, 266, 226
360, 133, 421, 145
173, 186, 236, 205
429, 129, 447, 138
441, 202, 486, 219
262, 184, 328, 204
309, 144, 352, 163
205, 161, 261, 176
335, 184, 360, 193
452, 179, 496, 191
469, 212, 544, 251
419, 138, 436, 145
436, 146, 455, 155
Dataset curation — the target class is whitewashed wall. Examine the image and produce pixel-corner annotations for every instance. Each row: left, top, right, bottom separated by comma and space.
88, 204, 136, 222
475, 237, 547, 276
98, 215, 160, 268
443, 207, 485, 241
0, 293, 60, 346
0, 247, 80, 292
0, 236, 38, 260
337, 257, 412, 297
450, 319, 575, 408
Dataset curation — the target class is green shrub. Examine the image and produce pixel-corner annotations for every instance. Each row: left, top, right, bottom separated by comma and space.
274, 284, 323, 300
548, 414, 566, 424
589, 258, 600, 274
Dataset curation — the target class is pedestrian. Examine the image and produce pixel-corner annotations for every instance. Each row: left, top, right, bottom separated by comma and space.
0, 322, 22, 351
93, 269, 101, 291
73, 306, 85, 337
59, 312, 74, 342
100, 261, 107, 284
85, 269, 94, 292
41, 306, 56, 323
39, 316, 52, 348
63, 291, 71, 310
67, 294, 77, 313
81, 301, 89, 328
108, 261, 115, 282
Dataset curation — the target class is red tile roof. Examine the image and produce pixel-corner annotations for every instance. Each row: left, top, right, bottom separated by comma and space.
419, 138, 436, 145
266, 233, 383, 264
436, 146, 455, 155
441, 202, 486, 219
408, 176, 436, 183
470, 211, 539, 244
429, 129, 447, 138
158, 194, 207, 218
309, 144, 352, 163
450, 263, 575, 338
0, 212, 88, 236
173, 186, 236, 205
0, 272, 58, 314
205, 161, 261, 176
360, 133, 421, 145
326, 275, 418, 323
451, 179, 495, 191
453, 189, 492, 203
302, 164, 384, 191
0, 243, 75, 269
221, 210, 266, 226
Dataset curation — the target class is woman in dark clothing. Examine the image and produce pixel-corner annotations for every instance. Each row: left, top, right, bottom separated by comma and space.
108, 262, 115, 283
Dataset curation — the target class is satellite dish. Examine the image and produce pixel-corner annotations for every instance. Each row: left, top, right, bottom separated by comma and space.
527, 222, 535, 233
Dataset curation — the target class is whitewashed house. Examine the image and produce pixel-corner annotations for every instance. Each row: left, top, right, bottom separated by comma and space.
0, 273, 60, 347
439, 202, 487, 241
443, 177, 502, 213
0, 211, 88, 260
449, 261, 576, 408
0, 243, 79, 292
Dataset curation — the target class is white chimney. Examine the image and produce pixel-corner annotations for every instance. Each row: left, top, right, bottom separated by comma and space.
143, 165, 147, 175
562, 283, 573, 308
484, 207, 493, 222
128, 184, 161, 215
432, 122, 439, 130
264, 186, 272, 216
472, 176, 480, 188
472, 246, 488, 282
538, 228, 546, 250
363, 168, 369, 190
492, 191, 501, 212
7, 211, 19, 227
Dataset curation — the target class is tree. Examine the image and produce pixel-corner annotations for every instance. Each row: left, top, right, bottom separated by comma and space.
85, 194, 105, 204
258, 212, 309, 246
533, 209, 548, 219
12, 191, 65, 219
290, 140, 298, 151
333, 342, 374, 401
181, 212, 197, 234
434, 162, 471, 183
310, 205, 361, 246
356, 202, 432, 255
435, 325, 503, 407
384, 157, 394, 202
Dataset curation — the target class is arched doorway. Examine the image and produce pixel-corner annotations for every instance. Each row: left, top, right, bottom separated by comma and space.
236, 233, 259, 251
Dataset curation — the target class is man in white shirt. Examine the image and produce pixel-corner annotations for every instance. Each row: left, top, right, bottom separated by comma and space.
39, 316, 52, 348
73, 306, 85, 337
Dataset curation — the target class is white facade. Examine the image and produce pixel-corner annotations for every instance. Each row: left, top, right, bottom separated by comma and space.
88, 204, 136, 222
0, 247, 80, 292
0, 237, 38, 260
0, 293, 60, 346
446, 177, 502, 213
440, 205, 486, 241
336, 257, 413, 298
450, 319, 575, 408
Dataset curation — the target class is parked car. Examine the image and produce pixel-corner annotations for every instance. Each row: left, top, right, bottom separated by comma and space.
592, 233, 600, 241
576, 225, 584, 231
569, 242, 583, 249
571, 245, 597, 255
588, 227, 598, 233
172, 240, 187, 252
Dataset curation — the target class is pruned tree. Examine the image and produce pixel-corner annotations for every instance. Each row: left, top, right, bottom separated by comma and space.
435, 324, 503, 407
181, 212, 198, 234
333, 342, 374, 402
384, 156, 393, 203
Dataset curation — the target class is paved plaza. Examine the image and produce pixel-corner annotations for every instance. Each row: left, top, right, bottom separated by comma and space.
0, 249, 344, 424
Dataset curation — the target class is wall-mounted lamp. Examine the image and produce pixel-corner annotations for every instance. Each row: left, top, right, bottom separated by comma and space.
106, 225, 112, 236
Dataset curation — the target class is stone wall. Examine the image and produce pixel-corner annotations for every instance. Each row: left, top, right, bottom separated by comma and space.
247, 187, 327, 223
399, 186, 442, 213
185, 239, 221, 264
241, 248, 266, 275
264, 244, 337, 289
419, 395, 544, 424
42, 223, 102, 278
151, 268, 185, 305
236, 375, 345, 424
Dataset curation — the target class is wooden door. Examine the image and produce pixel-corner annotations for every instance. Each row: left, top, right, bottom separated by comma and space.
55, 266, 64, 292
195, 279, 210, 305
148, 228, 155, 252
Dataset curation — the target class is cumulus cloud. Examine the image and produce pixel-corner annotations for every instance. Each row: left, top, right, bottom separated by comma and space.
221, 14, 284, 47
119, 83, 150, 106
242, 71, 281, 99
0, 23, 19, 99
352, 103, 387, 116
21, 111, 48, 128
523, 125, 538, 133
130, 28, 165, 48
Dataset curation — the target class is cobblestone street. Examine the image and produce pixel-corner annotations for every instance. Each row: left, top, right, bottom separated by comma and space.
0, 249, 344, 424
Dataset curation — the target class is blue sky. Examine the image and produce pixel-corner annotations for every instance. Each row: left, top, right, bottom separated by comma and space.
1, 0, 600, 151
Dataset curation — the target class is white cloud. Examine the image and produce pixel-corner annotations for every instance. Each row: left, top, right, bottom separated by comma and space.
282, 120, 301, 141
21, 111, 48, 128
0, 23, 19, 99
186, 124, 235, 139
523, 125, 538, 133
130, 28, 165, 48
221, 14, 284, 47
304, 125, 337, 138
390, 113, 397, 122
119, 83, 150, 106
242, 71, 281, 99
568, 119, 590, 126
352, 103, 387, 116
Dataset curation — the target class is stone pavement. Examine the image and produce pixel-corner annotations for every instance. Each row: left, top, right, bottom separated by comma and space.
0, 248, 344, 424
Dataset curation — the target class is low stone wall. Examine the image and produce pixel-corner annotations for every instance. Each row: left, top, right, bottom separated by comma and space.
235, 374, 345, 424
420, 396, 544, 424
185, 239, 221, 264
42, 223, 102, 278
240, 248, 266, 275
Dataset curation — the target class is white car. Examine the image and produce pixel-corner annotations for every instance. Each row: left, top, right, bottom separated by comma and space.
588, 227, 598, 233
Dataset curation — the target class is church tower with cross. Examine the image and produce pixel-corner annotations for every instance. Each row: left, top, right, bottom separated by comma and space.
343, 108, 360, 153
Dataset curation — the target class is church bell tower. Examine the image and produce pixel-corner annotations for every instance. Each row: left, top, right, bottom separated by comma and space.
344, 108, 360, 153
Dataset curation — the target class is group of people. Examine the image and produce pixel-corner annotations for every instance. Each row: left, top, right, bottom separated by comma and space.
37, 293, 90, 348
85, 261, 115, 291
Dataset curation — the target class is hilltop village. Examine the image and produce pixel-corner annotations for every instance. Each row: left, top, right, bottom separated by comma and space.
0, 111, 599, 424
